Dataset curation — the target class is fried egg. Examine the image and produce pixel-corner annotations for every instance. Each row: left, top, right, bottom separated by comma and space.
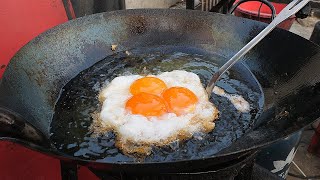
92, 70, 219, 155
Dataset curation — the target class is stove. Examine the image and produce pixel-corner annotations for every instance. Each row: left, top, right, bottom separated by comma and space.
0, 141, 282, 180
58, 152, 282, 180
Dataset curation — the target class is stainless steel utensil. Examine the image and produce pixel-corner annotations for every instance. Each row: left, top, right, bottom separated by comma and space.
206, 0, 310, 97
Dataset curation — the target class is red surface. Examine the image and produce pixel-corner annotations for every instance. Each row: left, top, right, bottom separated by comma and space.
0, 0, 68, 78
234, 1, 295, 30
0, 141, 100, 179
78, 166, 100, 180
0, 1, 99, 179
0, 141, 61, 180
308, 124, 320, 158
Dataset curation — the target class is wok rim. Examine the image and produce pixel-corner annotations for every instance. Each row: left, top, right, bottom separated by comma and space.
0, 128, 303, 166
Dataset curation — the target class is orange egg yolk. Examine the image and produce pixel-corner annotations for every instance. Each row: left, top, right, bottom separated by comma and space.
130, 77, 167, 95
162, 87, 198, 115
125, 92, 168, 116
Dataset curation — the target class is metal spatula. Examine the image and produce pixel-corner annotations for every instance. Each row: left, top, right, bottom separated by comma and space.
206, 0, 310, 97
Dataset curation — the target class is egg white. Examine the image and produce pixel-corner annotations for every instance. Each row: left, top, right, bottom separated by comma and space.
212, 86, 250, 113
92, 70, 219, 155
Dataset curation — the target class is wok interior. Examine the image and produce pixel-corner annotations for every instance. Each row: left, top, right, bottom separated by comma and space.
1, 9, 320, 163
50, 46, 263, 162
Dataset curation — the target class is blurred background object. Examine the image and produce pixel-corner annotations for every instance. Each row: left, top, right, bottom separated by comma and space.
68, 0, 125, 17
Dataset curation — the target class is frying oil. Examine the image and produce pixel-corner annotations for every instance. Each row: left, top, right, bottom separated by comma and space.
50, 47, 263, 162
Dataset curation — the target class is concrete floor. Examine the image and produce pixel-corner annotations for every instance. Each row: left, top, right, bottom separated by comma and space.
287, 129, 320, 180
289, 15, 319, 39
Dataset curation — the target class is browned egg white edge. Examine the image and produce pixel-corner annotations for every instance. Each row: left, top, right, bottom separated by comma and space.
90, 107, 218, 158
89, 77, 219, 158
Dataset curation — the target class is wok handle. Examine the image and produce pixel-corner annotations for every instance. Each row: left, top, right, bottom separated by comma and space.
0, 107, 48, 146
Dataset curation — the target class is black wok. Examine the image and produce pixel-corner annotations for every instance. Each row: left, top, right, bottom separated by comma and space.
0, 9, 320, 173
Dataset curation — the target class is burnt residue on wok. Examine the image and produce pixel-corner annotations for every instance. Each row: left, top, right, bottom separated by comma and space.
50, 46, 264, 163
